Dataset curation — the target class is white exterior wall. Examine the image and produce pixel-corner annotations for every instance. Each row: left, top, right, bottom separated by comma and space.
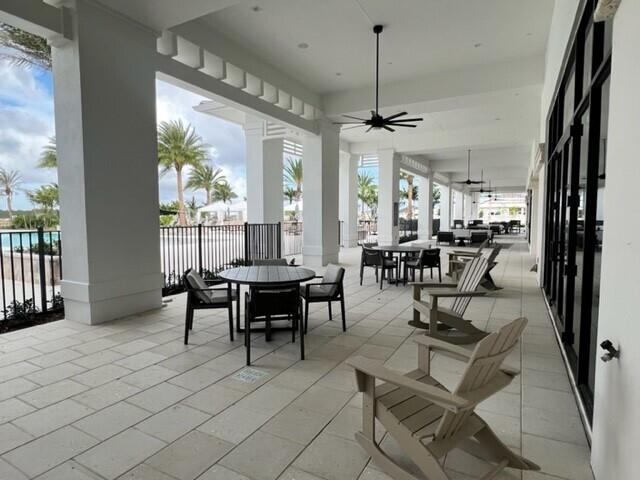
439, 184, 451, 231
52, 0, 162, 324
592, 1, 640, 478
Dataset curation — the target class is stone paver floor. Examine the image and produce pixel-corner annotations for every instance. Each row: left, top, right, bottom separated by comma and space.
0, 238, 594, 479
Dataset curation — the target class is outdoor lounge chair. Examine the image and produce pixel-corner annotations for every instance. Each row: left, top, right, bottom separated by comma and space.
409, 255, 490, 344
470, 230, 490, 245
347, 317, 539, 480
183, 269, 237, 345
300, 264, 346, 333
447, 238, 489, 279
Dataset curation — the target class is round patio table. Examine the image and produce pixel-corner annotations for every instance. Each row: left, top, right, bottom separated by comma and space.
371, 244, 428, 285
218, 265, 316, 332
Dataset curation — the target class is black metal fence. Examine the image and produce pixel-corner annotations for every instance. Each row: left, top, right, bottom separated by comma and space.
1, 228, 63, 321
358, 220, 377, 245
161, 223, 281, 295
282, 221, 303, 256
399, 218, 418, 243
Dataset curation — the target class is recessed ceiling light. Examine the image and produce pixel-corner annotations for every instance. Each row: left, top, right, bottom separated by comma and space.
387, 61, 393, 65
474, 42, 483, 48
526, 32, 533, 36
335, 72, 342, 76
297, 42, 309, 49
251, 6, 262, 12
494, 117, 501, 121
515, 92, 520, 96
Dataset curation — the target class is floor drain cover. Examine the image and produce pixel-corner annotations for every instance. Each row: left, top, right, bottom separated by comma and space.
232, 367, 269, 384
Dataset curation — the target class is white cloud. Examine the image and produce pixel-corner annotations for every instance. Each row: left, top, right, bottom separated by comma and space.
0, 59, 248, 211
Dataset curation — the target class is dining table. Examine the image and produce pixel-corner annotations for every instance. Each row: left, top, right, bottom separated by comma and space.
371, 244, 432, 284
218, 265, 316, 332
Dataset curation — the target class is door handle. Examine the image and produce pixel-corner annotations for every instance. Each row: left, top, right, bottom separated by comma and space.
600, 340, 619, 362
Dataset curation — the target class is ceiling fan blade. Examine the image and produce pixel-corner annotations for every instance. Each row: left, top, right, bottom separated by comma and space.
333, 121, 364, 125
389, 123, 417, 128
342, 125, 366, 130
342, 114, 368, 121
384, 111, 408, 121
388, 117, 424, 123
382, 125, 395, 132
468, 181, 484, 184
366, 125, 374, 133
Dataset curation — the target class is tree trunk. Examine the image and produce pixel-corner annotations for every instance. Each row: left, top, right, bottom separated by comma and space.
205, 187, 211, 205
407, 175, 414, 220
176, 167, 187, 226
7, 194, 13, 219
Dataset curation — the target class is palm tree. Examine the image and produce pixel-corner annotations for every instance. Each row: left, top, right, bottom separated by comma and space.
0, 24, 51, 70
284, 157, 303, 201
38, 137, 57, 168
358, 172, 377, 218
212, 181, 238, 220
0, 168, 22, 219
283, 187, 296, 205
186, 163, 225, 204
400, 172, 415, 220
28, 184, 59, 213
158, 120, 207, 226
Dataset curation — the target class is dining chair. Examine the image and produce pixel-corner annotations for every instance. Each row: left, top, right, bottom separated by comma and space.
244, 284, 303, 365
300, 264, 346, 333
183, 269, 237, 345
404, 248, 442, 283
436, 231, 455, 245
360, 246, 397, 289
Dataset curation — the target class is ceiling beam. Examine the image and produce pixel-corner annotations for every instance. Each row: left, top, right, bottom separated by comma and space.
0, 0, 70, 41
170, 19, 321, 112
322, 55, 545, 116
156, 54, 318, 135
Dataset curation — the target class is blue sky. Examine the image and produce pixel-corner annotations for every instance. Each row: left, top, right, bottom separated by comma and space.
0, 54, 248, 211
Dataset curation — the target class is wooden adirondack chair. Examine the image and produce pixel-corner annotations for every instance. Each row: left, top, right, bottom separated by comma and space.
410, 255, 489, 344
480, 246, 502, 291
447, 238, 489, 280
348, 317, 539, 480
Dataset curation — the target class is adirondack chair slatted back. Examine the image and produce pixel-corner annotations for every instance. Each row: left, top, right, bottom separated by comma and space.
486, 245, 502, 265
451, 256, 489, 316
434, 317, 527, 441
474, 238, 489, 256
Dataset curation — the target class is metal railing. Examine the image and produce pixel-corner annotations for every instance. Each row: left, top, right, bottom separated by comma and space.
1, 228, 63, 322
399, 218, 418, 243
358, 220, 377, 245
282, 221, 303, 256
161, 223, 281, 295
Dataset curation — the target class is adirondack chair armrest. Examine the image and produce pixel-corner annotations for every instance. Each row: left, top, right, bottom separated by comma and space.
347, 356, 468, 412
425, 288, 487, 298
450, 250, 477, 256
412, 336, 472, 362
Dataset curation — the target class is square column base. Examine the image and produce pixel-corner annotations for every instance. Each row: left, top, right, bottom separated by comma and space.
64, 291, 162, 325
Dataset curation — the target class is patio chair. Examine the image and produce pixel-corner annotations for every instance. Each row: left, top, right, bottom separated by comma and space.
404, 248, 442, 283
360, 246, 397, 289
300, 264, 346, 333
480, 245, 503, 291
470, 230, 490, 245
183, 269, 237, 345
252, 258, 289, 266
447, 238, 489, 280
453, 219, 464, 229
347, 317, 538, 480
436, 231, 455, 245
409, 255, 490, 344
244, 284, 303, 365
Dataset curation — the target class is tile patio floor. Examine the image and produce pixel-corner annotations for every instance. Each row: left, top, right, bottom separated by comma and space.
0, 238, 594, 480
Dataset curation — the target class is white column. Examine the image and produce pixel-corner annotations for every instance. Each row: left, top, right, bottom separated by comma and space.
339, 152, 359, 247
440, 184, 452, 231
417, 174, 434, 240
377, 148, 401, 244
463, 194, 473, 224
302, 120, 340, 266
52, 0, 161, 324
453, 190, 464, 220
244, 118, 283, 224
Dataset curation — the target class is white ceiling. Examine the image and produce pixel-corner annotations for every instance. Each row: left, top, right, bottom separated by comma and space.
202, 0, 554, 94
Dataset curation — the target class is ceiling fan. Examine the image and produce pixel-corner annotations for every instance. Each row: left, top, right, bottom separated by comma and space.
471, 170, 493, 194
455, 150, 486, 185
333, 25, 423, 132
